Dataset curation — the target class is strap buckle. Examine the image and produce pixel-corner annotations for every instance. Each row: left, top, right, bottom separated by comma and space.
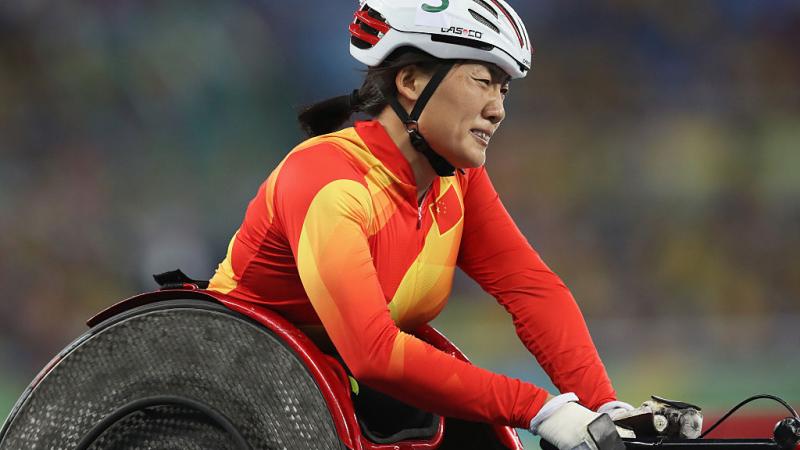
404, 120, 420, 134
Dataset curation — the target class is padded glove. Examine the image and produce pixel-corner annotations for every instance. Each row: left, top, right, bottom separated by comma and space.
597, 400, 635, 420
530, 393, 612, 450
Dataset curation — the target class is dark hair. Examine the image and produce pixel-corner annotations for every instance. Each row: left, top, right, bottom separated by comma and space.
297, 48, 441, 137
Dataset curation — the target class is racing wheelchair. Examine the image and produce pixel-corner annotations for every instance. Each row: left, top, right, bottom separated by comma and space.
2, 271, 798, 449
0, 270, 523, 449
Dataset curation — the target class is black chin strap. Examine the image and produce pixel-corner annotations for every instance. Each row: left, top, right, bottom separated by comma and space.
387, 62, 461, 177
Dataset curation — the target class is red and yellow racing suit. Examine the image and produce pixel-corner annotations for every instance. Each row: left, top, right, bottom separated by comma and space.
208, 120, 616, 429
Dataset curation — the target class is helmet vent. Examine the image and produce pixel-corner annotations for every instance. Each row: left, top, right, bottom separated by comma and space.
430, 34, 494, 51
359, 21, 382, 38
351, 36, 372, 50
350, 6, 390, 50
366, 6, 387, 22
469, 9, 499, 34
485, 0, 525, 48
472, 0, 499, 19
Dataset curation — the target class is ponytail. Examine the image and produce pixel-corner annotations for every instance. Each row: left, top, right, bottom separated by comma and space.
297, 90, 362, 137
297, 48, 443, 137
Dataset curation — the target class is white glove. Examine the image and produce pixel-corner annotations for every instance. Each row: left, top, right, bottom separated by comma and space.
530, 393, 606, 450
597, 400, 635, 420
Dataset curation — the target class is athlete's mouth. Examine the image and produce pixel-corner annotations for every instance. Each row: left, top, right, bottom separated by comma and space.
470, 129, 492, 145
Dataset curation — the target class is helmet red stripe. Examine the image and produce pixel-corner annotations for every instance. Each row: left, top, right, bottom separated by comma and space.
349, 23, 380, 46
487, 0, 524, 48
354, 10, 390, 35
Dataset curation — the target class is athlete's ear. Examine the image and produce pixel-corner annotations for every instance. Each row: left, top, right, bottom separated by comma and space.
395, 65, 431, 103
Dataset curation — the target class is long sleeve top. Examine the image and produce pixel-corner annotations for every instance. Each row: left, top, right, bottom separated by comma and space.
208, 120, 617, 428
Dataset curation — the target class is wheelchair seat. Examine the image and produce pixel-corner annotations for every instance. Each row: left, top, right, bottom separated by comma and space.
0, 285, 523, 449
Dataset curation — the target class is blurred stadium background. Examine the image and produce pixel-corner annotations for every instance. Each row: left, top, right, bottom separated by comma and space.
1, 1, 798, 447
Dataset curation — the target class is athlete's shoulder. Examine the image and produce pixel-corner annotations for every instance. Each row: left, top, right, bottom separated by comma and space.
277, 128, 373, 179
268, 128, 375, 219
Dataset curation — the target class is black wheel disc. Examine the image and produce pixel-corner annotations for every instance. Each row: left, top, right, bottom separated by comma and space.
0, 299, 345, 449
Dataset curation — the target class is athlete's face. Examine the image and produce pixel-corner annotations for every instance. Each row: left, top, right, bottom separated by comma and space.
417, 63, 509, 168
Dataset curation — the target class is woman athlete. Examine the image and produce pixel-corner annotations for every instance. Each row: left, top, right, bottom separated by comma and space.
208, 1, 633, 448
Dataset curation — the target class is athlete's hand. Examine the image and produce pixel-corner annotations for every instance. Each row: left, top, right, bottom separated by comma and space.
530, 393, 617, 450
597, 400, 635, 420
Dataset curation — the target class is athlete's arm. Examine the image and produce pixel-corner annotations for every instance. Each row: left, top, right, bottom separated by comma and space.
457, 166, 617, 410
274, 146, 548, 428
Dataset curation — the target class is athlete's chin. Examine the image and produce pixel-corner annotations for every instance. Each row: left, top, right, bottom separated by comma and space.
467, 153, 486, 168
460, 147, 487, 168
447, 154, 483, 170
439, 143, 486, 169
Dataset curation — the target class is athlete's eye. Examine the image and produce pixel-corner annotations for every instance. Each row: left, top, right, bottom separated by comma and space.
475, 78, 491, 86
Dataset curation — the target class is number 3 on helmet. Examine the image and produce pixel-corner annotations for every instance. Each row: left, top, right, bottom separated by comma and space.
349, 0, 533, 79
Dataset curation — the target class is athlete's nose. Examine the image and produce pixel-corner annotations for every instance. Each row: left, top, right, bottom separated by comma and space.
484, 90, 506, 125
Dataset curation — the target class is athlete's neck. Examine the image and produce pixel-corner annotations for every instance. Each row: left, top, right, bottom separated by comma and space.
376, 110, 436, 201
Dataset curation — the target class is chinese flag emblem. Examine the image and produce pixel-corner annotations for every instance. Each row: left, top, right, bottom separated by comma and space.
430, 185, 462, 235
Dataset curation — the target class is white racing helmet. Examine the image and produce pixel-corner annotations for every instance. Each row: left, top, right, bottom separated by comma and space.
349, 0, 532, 79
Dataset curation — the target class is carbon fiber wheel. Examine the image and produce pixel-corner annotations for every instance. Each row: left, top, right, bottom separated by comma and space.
0, 300, 346, 449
